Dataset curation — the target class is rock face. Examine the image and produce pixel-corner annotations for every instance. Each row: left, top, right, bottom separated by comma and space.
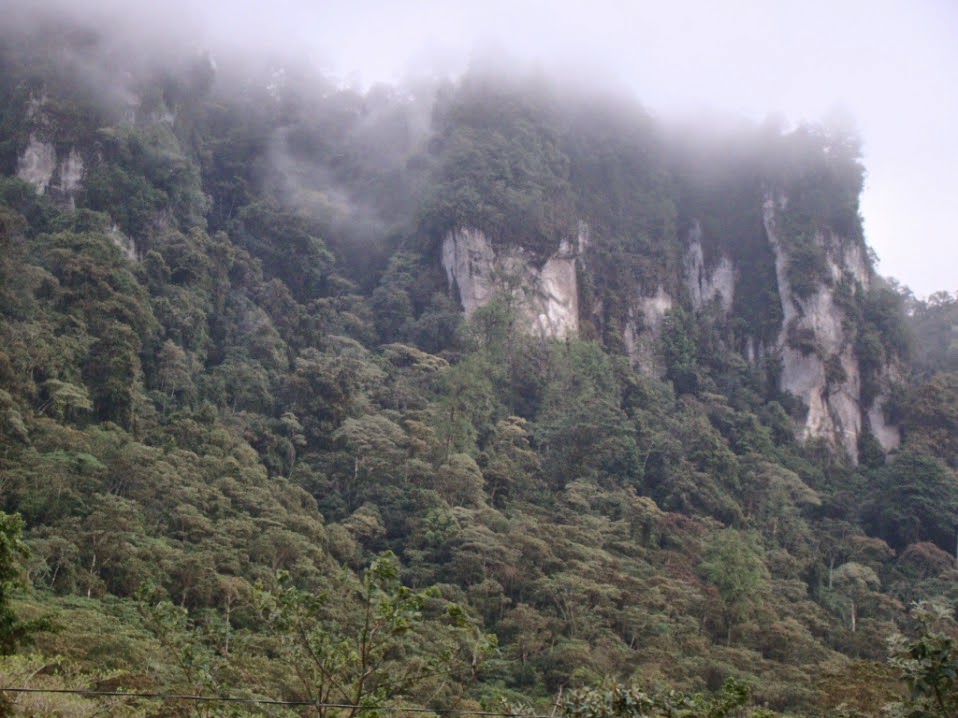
685, 221, 735, 314
623, 286, 674, 377
441, 229, 498, 316
442, 195, 900, 463
867, 365, 902, 452
59, 149, 85, 197
17, 135, 85, 207
441, 227, 581, 339
762, 193, 898, 462
16, 137, 57, 192
109, 225, 139, 262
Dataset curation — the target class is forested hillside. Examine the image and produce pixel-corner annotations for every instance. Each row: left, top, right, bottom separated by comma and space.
0, 12, 956, 718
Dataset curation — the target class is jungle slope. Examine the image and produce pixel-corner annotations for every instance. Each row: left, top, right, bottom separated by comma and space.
0, 15, 957, 718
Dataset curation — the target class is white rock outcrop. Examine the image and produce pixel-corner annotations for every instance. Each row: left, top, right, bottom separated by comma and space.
441, 228, 581, 339
763, 194, 872, 462
110, 224, 139, 262
17, 137, 57, 193
685, 221, 735, 314
441, 201, 899, 462
623, 286, 674, 377
441, 228, 498, 315
16, 136, 85, 206
867, 365, 902, 452
59, 149, 85, 197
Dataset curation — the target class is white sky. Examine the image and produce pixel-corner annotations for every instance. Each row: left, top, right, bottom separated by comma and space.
11, 0, 958, 296
204, 0, 958, 296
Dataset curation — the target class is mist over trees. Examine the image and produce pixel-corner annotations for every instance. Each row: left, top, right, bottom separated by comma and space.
0, 7, 956, 718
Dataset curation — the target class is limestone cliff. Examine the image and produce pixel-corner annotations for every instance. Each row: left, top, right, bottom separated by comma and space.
17, 135, 85, 208
441, 227, 582, 339
761, 193, 900, 461
684, 221, 735, 315
622, 286, 675, 377
440, 197, 900, 463
867, 364, 903, 452
6, 36, 900, 464
763, 194, 863, 460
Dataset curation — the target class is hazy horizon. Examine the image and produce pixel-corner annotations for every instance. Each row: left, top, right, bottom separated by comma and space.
5, 0, 957, 297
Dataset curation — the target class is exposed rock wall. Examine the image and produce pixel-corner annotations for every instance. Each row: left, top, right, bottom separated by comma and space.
110, 225, 139, 262
622, 286, 674, 377
59, 149, 85, 198
441, 228, 580, 339
441, 199, 899, 462
685, 221, 735, 314
16, 137, 57, 192
16, 135, 85, 207
867, 365, 902, 452
619, 220, 735, 378
441, 228, 498, 316
763, 194, 867, 462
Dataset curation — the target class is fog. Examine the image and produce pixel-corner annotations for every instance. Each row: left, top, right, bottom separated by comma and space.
4, 0, 957, 295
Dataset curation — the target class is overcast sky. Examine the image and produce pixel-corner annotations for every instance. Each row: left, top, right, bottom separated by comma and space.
11, 0, 958, 296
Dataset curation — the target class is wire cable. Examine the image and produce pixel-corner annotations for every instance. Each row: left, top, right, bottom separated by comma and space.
0, 687, 555, 717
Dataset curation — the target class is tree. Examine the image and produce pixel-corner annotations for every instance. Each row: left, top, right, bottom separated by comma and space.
39, 379, 92, 423
910, 293, 958, 376
332, 414, 408, 507
535, 341, 637, 488
155, 340, 196, 402
661, 307, 700, 395
479, 416, 542, 504
900, 373, 958, 469
700, 528, 769, 645
862, 451, 958, 552
433, 354, 500, 460
137, 593, 229, 716
254, 551, 493, 716
888, 602, 958, 718
561, 677, 757, 718
826, 562, 880, 633
0, 512, 42, 654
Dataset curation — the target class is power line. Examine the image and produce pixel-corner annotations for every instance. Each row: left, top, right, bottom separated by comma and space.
0, 687, 554, 717
2, 687, 306, 706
